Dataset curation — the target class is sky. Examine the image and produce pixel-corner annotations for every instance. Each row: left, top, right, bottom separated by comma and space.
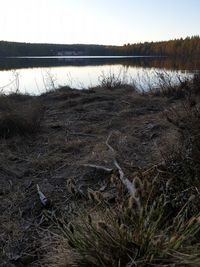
0, 0, 199, 45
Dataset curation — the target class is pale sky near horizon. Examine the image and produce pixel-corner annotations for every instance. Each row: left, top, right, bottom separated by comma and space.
0, 0, 199, 45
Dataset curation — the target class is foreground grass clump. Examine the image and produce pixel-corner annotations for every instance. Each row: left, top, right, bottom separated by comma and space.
48, 97, 200, 267
0, 93, 44, 138
60, 178, 200, 267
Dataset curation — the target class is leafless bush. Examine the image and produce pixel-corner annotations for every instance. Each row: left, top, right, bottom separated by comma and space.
0, 70, 20, 94
192, 73, 200, 94
98, 69, 136, 90
42, 69, 58, 93
150, 72, 199, 98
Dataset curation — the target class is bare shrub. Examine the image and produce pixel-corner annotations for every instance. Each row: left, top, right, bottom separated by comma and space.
98, 69, 137, 90
150, 73, 200, 98
192, 73, 200, 94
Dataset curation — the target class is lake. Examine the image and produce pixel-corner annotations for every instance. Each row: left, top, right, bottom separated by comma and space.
0, 56, 199, 95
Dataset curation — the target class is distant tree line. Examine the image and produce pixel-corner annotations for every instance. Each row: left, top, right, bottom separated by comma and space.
0, 36, 199, 57
0, 42, 111, 57
122, 36, 200, 57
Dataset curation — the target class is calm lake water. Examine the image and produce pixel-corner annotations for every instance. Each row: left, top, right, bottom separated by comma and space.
0, 56, 199, 95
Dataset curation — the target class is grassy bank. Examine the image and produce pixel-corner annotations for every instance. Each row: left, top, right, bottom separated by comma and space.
0, 75, 200, 267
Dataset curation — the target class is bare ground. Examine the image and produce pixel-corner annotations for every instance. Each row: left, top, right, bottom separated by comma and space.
0, 86, 177, 266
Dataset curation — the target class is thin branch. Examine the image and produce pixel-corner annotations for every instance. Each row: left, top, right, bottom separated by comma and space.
105, 132, 115, 155
69, 132, 97, 138
81, 164, 113, 173
37, 184, 48, 206
113, 159, 137, 197
106, 133, 140, 208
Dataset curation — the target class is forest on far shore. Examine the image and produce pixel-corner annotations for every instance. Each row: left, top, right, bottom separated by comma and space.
0, 36, 199, 57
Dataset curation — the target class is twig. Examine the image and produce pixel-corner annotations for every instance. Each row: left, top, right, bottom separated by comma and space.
113, 159, 137, 197
105, 132, 115, 155
69, 132, 97, 138
37, 184, 48, 206
81, 163, 113, 173
106, 132, 140, 208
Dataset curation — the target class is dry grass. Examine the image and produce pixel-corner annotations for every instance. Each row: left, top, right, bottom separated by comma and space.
40, 237, 79, 267
1, 81, 200, 266
52, 172, 200, 267
162, 99, 200, 214
0, 93, 44, 138
47, 97, 200, 267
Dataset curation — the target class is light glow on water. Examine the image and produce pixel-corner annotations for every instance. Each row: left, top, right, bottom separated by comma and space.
0, 63, 193, 95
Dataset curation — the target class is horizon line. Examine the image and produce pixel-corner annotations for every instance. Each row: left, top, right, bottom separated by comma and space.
0, 35, 199, 47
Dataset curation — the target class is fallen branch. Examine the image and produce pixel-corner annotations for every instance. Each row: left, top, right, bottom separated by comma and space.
106, 132, 141, 207
81, 163, 113, 173
113, 159, 137, 196
37, 184, 48, 206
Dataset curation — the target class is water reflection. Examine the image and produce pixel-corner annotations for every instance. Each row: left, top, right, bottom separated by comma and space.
0, 57, 199, 95
0, 56, 200, 71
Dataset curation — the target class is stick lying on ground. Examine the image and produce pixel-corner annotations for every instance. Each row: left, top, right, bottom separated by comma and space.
106, 132, 141, 207
37, 184, 48, 206
81, 163, 113, 173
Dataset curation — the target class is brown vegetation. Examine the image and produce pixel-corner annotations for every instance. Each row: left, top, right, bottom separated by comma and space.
149, 73, 200, 98
0, 75, 200, 266
0, 93, 44, 138
45, 92, 200, 267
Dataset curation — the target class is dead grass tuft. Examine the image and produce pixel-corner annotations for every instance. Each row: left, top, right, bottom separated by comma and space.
41, 237, 79, 267
0, 93, 44, 138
